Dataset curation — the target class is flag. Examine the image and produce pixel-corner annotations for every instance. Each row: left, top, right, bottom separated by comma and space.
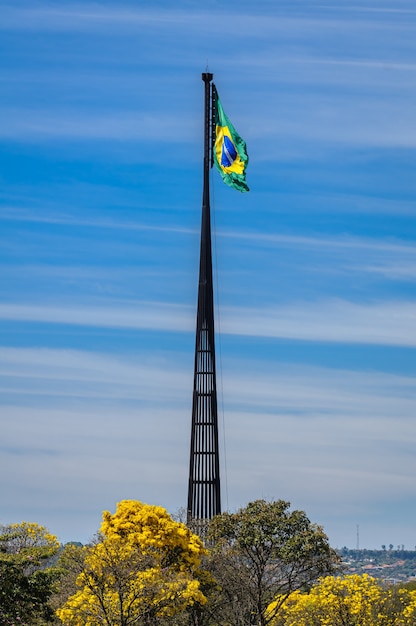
213, 88, 249, 192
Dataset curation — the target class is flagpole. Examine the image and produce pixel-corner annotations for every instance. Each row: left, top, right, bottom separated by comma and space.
202, 72, 213, 207
187, 73, 221, 530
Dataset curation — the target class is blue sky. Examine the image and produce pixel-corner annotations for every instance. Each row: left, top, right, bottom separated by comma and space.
1, 0, 416, 549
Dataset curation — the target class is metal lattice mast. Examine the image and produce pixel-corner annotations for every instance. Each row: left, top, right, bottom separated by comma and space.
187, 73, 221, 527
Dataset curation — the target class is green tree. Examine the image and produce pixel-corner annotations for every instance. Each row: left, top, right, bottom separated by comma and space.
206, 499, 339, 626
56, 500, 207, 626
0, 521, 60, 625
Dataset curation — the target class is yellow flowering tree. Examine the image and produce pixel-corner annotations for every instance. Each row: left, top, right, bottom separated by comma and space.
56, 500, 207, 626
400, 589, 416, 624
268, 574, 416, 626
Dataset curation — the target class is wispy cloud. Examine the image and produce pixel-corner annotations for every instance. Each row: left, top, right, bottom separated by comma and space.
0, 346, 191, 405
246, 97, 416, 149
0, 5, 372, 33
3, 206, 416, 256
226, 230, 416, 256
317, 4, 416, 16
1, 298, 416, 347
222, 299, 416, 346
0, 207, 198, 234
1, 96, 415, 148
0, 110, 197, 142
2, 345, 416, 421
0, 301, 193, 333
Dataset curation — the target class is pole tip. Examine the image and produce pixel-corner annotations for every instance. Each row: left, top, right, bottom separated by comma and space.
202, 72, 213, 82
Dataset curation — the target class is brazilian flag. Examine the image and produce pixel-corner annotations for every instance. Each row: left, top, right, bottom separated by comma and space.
213, 89, 249, 192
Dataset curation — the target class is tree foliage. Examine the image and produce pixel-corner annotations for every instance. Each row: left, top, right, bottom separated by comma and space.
206, 499, 340, 626
0, 522, 60, 626
56, 500, 207, 626
49, 543, 87, 617
268, 574, 416, 626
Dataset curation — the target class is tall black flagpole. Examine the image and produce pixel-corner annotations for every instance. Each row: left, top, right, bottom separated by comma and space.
187, 73, 221, 530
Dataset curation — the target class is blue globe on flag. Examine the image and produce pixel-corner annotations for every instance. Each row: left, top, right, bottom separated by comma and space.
221, 135, 237, 168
